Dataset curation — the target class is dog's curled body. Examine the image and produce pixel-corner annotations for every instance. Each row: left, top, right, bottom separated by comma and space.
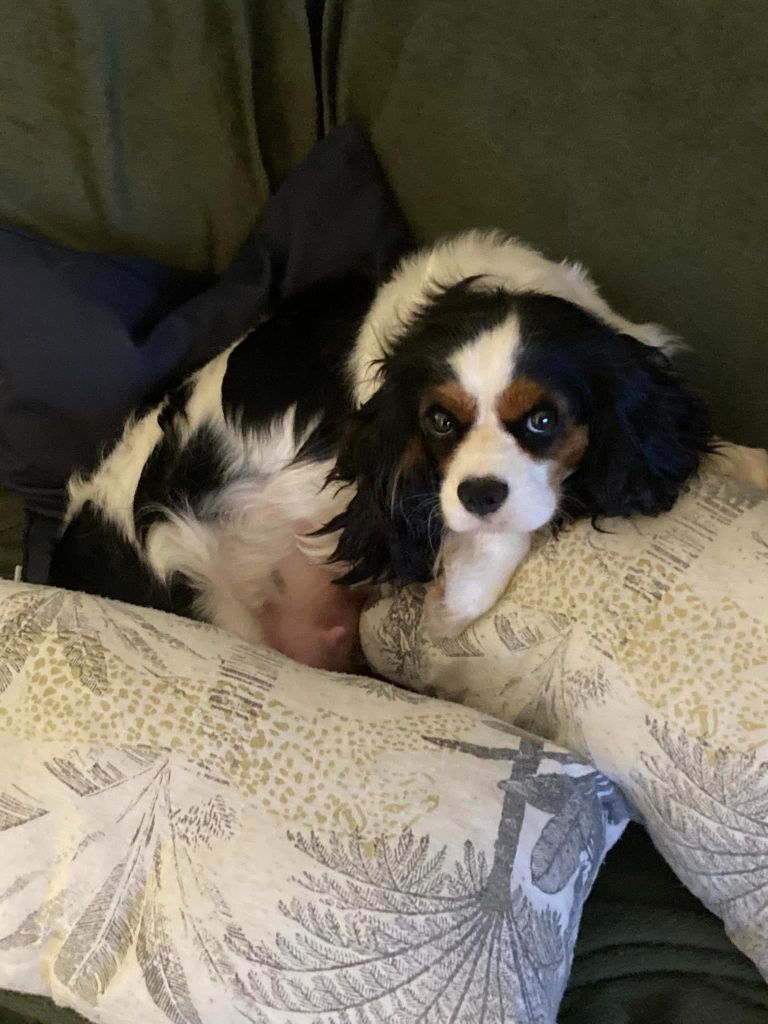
51, 276, 375, 669
51, 232, 712, 665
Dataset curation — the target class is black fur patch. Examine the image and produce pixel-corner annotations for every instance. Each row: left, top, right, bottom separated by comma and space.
222, 273, 377, 460
133, 421, 232, 540
323, 387, 444, 585
50, 502, 198, 616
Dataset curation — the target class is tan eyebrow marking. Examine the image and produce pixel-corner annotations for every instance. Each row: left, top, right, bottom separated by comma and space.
425, 381, 478, 426
497, 378, 588, 474
495, 377, 549, 423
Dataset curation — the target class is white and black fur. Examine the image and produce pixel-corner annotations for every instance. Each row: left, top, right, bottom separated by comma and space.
51, 231, 712, 654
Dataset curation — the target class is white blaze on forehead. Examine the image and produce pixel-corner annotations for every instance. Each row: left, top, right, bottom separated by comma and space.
448, 315, 520, 419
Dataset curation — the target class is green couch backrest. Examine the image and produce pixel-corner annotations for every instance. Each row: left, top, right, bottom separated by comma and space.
1, 1, 764, 446
0, 1, 316, 273
324, 0, 767, 447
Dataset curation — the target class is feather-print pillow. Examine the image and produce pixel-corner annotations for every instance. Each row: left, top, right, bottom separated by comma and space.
362, 468, 768, 978
0, 581, 626, 1024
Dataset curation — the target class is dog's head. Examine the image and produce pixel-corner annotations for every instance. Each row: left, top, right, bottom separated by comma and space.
327, 275, 711, 586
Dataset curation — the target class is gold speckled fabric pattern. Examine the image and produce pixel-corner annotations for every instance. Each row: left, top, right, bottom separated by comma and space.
0, 582, 625, 1024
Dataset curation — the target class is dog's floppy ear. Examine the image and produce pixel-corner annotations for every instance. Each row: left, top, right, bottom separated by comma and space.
323, 389, 442, 585
564, 336, 712, 519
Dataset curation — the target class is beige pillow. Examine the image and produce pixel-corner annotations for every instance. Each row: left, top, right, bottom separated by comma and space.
362, 469, 768, 976
0, 581, 625, 1024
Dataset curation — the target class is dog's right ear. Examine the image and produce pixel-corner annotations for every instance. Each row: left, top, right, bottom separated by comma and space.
323, 390, 442, 585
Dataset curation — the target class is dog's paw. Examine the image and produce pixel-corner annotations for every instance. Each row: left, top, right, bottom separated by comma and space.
422, 586, 477, 641
706, 442, 768, 491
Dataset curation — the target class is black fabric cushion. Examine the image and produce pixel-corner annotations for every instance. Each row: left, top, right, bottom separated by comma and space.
0, 125, 412, 581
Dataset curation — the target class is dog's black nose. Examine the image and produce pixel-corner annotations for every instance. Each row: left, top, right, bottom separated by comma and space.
457, 476, 509, 517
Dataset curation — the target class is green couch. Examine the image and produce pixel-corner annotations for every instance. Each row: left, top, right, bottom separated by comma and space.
1, 3, 766, 1021
4, 1, 765, 448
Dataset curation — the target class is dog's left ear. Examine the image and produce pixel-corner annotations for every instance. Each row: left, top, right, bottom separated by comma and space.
323, 389, 442, 585
564, 336, 712, 519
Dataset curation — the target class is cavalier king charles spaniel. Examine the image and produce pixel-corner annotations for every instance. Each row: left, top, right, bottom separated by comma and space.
51, 231, 712, 670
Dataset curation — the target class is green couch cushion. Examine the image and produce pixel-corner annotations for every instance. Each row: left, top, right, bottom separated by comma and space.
562, 825, 768, 1023
324, 0, 768, 447
0, 1, 316, 271
0, 990, 86, 1024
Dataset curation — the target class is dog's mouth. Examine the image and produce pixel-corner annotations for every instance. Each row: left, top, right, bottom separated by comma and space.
444, 513, 511, 535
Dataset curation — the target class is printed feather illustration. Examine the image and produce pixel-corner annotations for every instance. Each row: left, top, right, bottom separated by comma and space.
137, 849, 205, 1024
246, 736, 624, 1024
0, 590, 65, 692
634, 721, 768, 948
55, 852, 150, 1002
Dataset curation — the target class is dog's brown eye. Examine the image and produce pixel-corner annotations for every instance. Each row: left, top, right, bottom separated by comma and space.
525, 407, 559, 435
424, 406, 457, 437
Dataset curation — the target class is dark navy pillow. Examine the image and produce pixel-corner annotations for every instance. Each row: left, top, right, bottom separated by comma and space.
0, 230, 209, 518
